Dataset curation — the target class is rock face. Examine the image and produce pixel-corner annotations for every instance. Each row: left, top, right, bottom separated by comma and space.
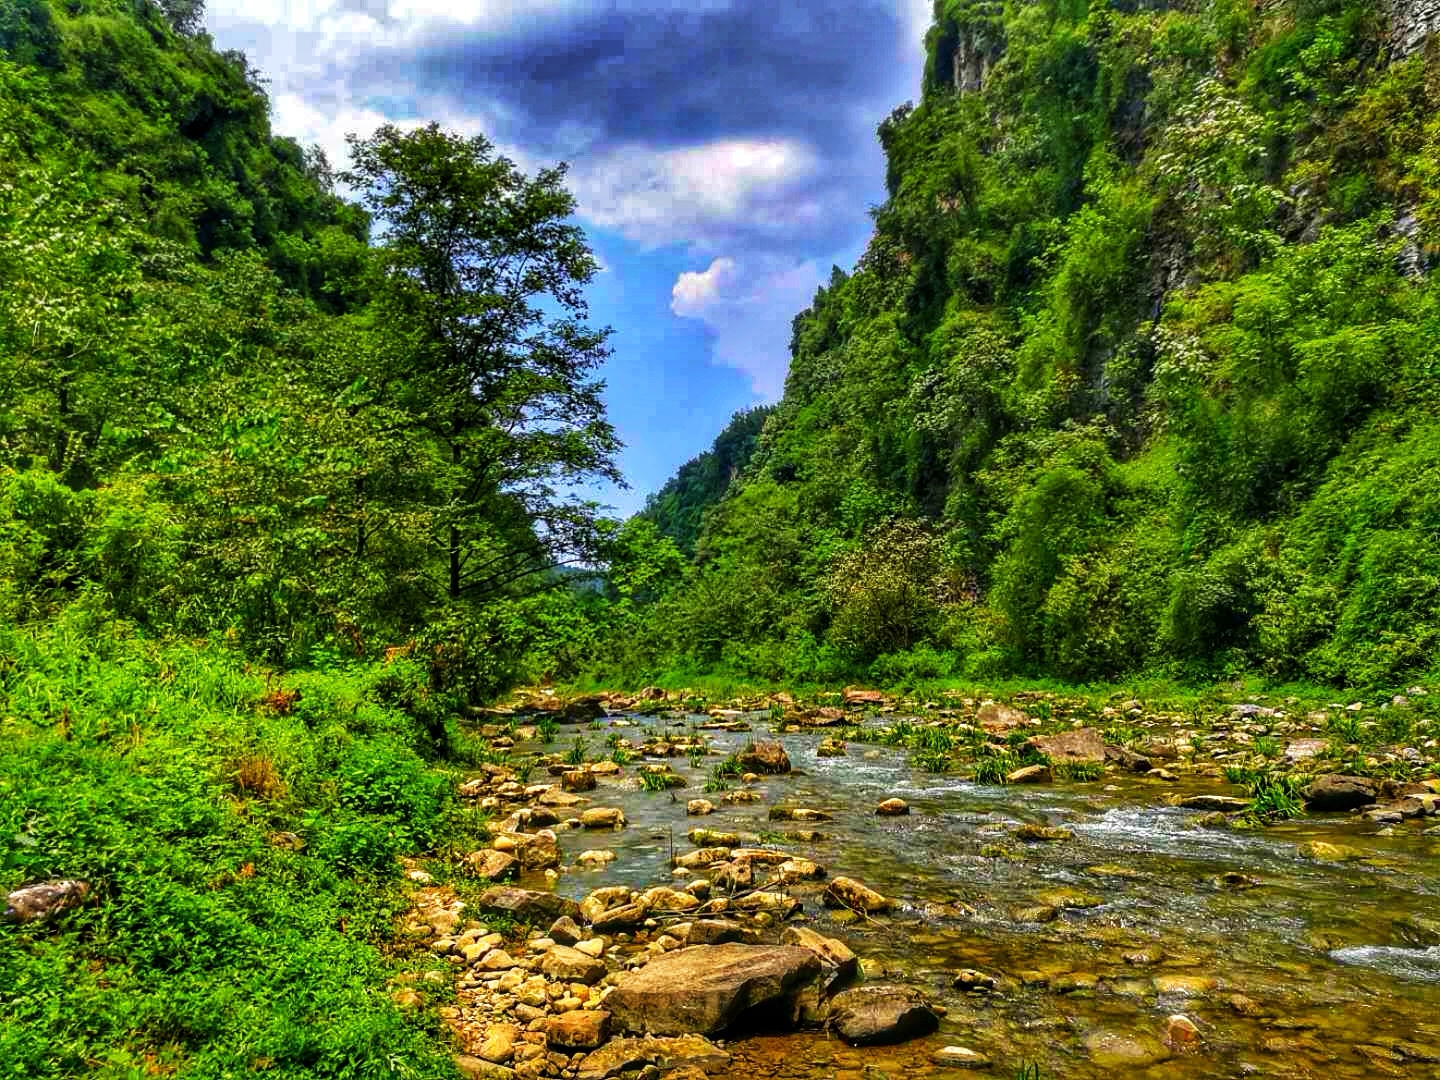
1385, 0, 1440, 56
604, 943, 822, 1036
1028, 727, 1105, 763
2, 880, 90, 924
737, 740, 791, 774
826, 985, 939, 1046
1304, 774, 1378, 812
474, 886, 581, 924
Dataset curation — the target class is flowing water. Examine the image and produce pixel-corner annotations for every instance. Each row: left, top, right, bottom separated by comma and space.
508, 714, 1440, 1078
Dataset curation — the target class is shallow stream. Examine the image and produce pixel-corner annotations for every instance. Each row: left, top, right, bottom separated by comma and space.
511, 713, 1440, 1078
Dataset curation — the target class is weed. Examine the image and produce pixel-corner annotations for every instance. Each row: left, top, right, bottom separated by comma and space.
639, 770, 672, 793
1239, 774, 1305, 824
537, 717, 559, 743
911, 748, 951, 772
972, 753, 1017, 785
1252, 735, 1281, 758
1055, 760, 1102, 782
610, 746, 633, 766
566, 736, 589, 766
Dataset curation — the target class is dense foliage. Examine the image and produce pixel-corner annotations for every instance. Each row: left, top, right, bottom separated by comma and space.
603, 0, 1440, 690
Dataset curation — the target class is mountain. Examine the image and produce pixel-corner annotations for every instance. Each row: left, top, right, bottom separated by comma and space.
636, 0, 1440, 688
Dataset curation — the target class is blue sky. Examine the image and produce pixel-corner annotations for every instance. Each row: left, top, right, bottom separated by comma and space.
206, 0, 932, 516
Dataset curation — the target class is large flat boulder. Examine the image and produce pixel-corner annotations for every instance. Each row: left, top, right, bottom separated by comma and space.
1304, 774, 1378, 812
1028, 727, 1105, 763
474, 886, 581, 925
605, 943, 822, 1036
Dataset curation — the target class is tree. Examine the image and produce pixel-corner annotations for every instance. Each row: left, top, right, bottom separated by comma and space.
340, 124, 621, 604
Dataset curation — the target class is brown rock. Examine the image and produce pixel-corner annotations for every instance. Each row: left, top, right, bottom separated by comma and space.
780, 925, 858, 988
1304, 774, 1378, 812
686, 799, 716, 816
876, 798, 910, 816
475, 886, 581, 925
823, 876, 895, 914
977, 702, 1028, 732
455, 1054, 516, 1079
1007, 764, 1052, 784
1164, 1014, 1202, 1051
548, 915, 583, 946
737, 740, 791, 775
562, 769, 597, 792
826, 985, 939, 1046
477, 1023, 521, 1064
580, 807, 626, 829
3, 880, 90, 924
1028, 727, 1105, 763
574, 1035, 729, 1080
591, 903, 647, 933
605, 943, 822, 1036
466, 849, 519, 881
541, 944, 607, 985
544, 1010, 610, 1052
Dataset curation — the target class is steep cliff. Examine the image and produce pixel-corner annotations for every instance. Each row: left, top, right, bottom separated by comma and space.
639, 0, 1440, 688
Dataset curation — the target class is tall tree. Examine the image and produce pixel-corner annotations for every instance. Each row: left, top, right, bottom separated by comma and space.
341, 123, 621, 603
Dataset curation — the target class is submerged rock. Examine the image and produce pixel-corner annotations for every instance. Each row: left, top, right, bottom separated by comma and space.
932, 1046, 990, 1068
604, 943, 822, 1036
826, 985, 939, 1046
1395, 912, 1440, 947
1178, 795, 1250, 812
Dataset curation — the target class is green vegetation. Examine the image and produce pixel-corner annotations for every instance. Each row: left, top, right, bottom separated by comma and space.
581, 0, 1440, 696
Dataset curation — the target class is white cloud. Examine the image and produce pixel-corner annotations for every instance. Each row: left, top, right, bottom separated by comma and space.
571, 138, 821, 250
670, 256, 825, 400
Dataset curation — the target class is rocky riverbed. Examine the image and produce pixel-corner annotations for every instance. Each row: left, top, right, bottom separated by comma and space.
388, 689, 1440, 1079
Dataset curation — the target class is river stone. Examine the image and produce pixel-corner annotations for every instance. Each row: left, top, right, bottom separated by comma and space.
476, 1023, 521, 1064
1029, 727, 1105, 763
1105, 745, 1152, 772
1298, 840, 1365, 863
686, 799, 716, 816
581, 807, 626, 829
465, 850, 518, 881
540, 944, 607, 984
579, 886, 633, 924
737, 740, 791, 775
687, 829, 750, 848
1394, 913, 1440, 947
977, 702, 1028, 732
3, 880, 90, 924
1007, 764, 1052, 784
768, 806, 832, 822
1084, 1031, 1170, 1068
548, 916, 583, 946
685, 919, 748, 946
932, 1046, 990, 1068
826, 985, 939, 1046
574, 1035, 730, 1080
606, 943, 822, 1036
876, 798, 910, 816
455, 1054, 516, 1080
1284, 738, 1328, 763
544, 1010, 610, 1051
676, 847, 733, 870
1178, 794, 1250, 812
824, 876, 895, 914
562, 769, 596, 792
476, 886, 581, 925
1164, 1014, 1202, 1051
1013, 823, 1072, 842
1304, 774, 1378, 811
638, 887, 700, 912
591, 903, 647, 933
776, 857, 826, 882
781, 925, 859, 987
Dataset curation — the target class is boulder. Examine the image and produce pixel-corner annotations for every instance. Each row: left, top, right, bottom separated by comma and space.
581, 807, 626, 829
3, 880, 90, 924
638, 887, 701, 913
605, 943, 822, 1036
876, 798, 910, 816
977, 702, 1028, 732
843, 687, 886, 705
562, 769, 596, 792
1007, 764, 1052, 784
476, 886, 581, 925
591, 903, 648, 933
544, 1010, 611, 1052
548, 915, 583, 946
823, 876, 895, 914
476, 1023, 521, 1064
455, 1054, 516, 1080
686, 799, 716, 816
1028, 727, 1105, 763
574, 1035, 729, 1080
737, 740, 791, 775
685, 919, 748, 946
540, 944, 607, 985
826, 985, 939, 1046
579, 886, 633, 924
1177, 795, 1250, 813
1104, 745, 1152, 772
780, 925, 858, 988
1304, 774, 1378, 811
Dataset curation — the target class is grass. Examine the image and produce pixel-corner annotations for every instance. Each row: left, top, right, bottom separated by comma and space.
0, 615, 469, 1078
565, 736, 589, 766
536, 716, 559, 743
638, 770, 672, 793
911, 747, 952, 772
1054, 760, 1103, 782
1238, 774, 1306, 825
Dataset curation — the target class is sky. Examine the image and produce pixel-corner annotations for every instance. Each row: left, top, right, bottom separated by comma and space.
205, 0, 934, 516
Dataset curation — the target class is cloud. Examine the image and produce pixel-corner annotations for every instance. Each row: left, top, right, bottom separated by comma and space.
670, 256, 826, 400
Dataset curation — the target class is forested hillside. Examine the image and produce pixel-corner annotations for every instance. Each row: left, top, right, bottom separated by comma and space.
615, 0, 1440, 691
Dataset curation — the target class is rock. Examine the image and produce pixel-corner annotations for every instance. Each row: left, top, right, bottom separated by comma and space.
476, 886, 581, 925
1011, 905, 1058, 923
1284, 738, 1327, 763
875, 798, 910, 816
2, 880, 90, 924
1034, 886, 1102, 910
931, 1046, 990, 1068
686, 919, 748, 946
1028, 727, 1105, 763
456, 1054, 517, 1079
581, 807, 626, 829
467, 849, 519, 881
951, 969, 997, 992
1153, 974, 1217, 995
1104, 745, 1152, 772
1147, 768, 1179, 782
537, 788, 583, 808
541, 944, 607, 984
577, 849, 616, 868
780, 925, 858, 987
1007, 764, 1052, 784
824, 876, 895, 914
1084, 1031, 1170, 1069
562, 769, 597, 792
1395, 913, 1440, 947
638, 887, 701, 913
592, 903, 647, 933
579, 886, 633, 924
1164, 1014, 1202, 1051
1177, 795, 1250, 812
1304, 774, 1378, 812
977, 702, 1028, 732
477, 1024, 521, 1064
1298, 840, 1365, 863
826, 985, 939, 1046
686, 829, 750, 848
544, 1010, 611, 1052
548, 916, 583, 946
733, 891, 802, 919
737, 740, 791, 775
767, 806, 831, 822
816, 738, 848, 757
1013, 823, 1072, 842
686, 799, 716, 816
675, 847, 733, 870
574, 1035, 729, 1080
605, 943, 822, 1036
843, 687, 886, 705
